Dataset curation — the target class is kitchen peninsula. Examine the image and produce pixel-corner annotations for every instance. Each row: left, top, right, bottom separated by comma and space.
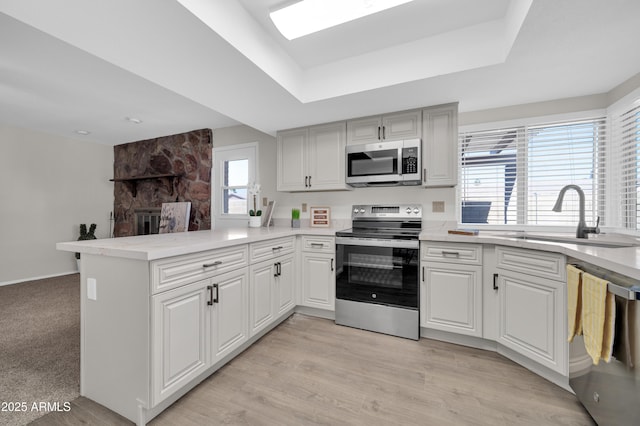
56, 225, 341, 426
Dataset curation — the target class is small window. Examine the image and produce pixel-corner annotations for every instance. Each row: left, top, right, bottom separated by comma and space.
213, 143, 258, 220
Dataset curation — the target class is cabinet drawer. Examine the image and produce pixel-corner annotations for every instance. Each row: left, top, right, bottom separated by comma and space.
496, 246, 565, 281
152, 245, 249, 294
249, 236, 295, 263
421, 242, 482, 265
301, 235, 335, 253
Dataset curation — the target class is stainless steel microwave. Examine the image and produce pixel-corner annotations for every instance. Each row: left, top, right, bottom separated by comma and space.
345, 139, 421, 187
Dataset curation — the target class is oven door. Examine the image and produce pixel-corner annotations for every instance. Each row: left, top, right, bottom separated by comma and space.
335, 237, 419, 309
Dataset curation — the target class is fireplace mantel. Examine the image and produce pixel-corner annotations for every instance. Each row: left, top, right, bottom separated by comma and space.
110, 173, 183, 197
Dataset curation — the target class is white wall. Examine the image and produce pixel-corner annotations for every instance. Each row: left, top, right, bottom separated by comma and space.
0, 125, 113, 285
212, 125, 456, 227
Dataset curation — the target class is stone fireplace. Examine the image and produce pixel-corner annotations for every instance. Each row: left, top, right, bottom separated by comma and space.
113, 128, 212, 237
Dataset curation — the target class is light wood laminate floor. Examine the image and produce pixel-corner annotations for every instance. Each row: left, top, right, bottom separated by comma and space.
34, 314, 594, 425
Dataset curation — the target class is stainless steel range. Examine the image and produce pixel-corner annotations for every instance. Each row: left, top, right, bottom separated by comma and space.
335, 204, 422, 340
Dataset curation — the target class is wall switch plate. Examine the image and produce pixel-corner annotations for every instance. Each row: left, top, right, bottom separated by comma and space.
432, 201, 445, 213
262, 197, 268, 207
302, 203, 307, 212
87, 278, 97, 300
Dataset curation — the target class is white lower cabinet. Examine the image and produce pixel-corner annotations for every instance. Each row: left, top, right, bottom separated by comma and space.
495, 268, 566, 375
300, 236, 335, 311
420, 242, 483, 337
249, 254, 295, 337
493, 245, 567, 375
301, 252, 335, 310
276, 256, 295, 315
210, 269, 249, 365
152, 279, 209, 405
422, 263, 482, 337
152, 268, 249, 406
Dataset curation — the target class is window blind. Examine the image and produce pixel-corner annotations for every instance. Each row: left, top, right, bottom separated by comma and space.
459, 117, 606, 227
613, 102, 640, 230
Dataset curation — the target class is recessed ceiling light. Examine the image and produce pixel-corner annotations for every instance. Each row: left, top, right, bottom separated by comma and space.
270, 0, 414, 40
126, 117, 143, 124
75, 130, 91, 135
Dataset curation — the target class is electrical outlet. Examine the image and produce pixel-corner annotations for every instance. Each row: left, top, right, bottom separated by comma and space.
432, 201, 445, 213
87, 278, 97, 300
302, 203, 307, 213
262, 197, 268, 207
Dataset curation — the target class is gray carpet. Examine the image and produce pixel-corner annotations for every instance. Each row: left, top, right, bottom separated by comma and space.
0, 274, 80, 426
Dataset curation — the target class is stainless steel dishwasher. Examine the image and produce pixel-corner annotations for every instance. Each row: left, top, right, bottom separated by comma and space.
569, 262, 640, 426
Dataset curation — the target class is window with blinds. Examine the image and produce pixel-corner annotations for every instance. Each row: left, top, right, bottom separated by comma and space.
613, 102, 640, 230
459, 117, 606, 227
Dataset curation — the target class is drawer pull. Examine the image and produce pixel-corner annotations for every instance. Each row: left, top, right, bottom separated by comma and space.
272, 246, 284, 251
203, 261, 223, 268
310, 243, 324, 248
441, 251, 460, 257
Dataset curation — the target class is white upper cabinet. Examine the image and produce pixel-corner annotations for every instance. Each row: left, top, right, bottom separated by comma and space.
277, 122, 348, 192
276, 128, 307, 191
346, 110, 422, 145
422, 103, 458, 187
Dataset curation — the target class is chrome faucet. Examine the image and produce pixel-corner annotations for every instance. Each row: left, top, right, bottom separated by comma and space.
552, 184, 599, 238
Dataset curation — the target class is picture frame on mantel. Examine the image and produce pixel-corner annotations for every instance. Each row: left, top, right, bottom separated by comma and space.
310, 206, 330, 227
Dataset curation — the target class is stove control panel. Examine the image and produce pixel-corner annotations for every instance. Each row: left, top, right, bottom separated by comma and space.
351, 204, 422, 219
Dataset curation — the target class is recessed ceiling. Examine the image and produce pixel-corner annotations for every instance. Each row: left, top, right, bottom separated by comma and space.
240, 0, 512, 69
0, 0, 639, 145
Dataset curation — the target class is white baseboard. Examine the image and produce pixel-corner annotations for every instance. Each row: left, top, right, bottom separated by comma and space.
0, 271, 78, 287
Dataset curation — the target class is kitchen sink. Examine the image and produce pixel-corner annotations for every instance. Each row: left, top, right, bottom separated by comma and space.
512, 234, 638, 248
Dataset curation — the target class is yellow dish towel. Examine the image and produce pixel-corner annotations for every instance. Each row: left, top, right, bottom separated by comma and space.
567, 265, 583, 342
582, 272, 616, 364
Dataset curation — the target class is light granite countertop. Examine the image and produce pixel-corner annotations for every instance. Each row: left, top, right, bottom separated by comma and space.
57, 225, 343, 261
420, 227, 640, 281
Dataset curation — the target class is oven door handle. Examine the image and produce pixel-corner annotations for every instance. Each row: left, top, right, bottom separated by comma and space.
335, 237, 418, 249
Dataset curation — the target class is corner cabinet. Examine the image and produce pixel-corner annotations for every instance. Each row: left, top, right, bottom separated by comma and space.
300, 236, 335, 311
346, 109, 422, 145
494, 246, 567, 375
422, 103, 458, 187
420, 242, 483, 337
276, 122, 349, 192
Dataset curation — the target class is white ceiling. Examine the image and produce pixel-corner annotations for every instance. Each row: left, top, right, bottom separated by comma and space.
0, 0, 639, 145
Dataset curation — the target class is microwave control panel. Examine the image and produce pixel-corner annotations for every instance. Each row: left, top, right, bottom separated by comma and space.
402, 147, 419, 174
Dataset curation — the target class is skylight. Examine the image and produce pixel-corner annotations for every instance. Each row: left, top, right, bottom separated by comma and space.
270, 0, 414, 40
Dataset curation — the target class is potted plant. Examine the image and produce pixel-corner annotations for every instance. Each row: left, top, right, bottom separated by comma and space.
76, 223, 97, 270
248, 183, 262, 227
291, 208, 300, 228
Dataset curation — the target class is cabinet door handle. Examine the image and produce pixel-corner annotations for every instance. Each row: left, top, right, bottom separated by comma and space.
213, 283, 219, 303
308, 176, 311, 187
422, 266, 425, 282
493, 273, 499, 291
423, 168, 426, 183
305, 176, 308, 187
278, 262, 282, 276
203, 260, 223, 268
274, 262, 279, 277
442, 251, 460, 257
331, 258, 334, 271
377, 126, 381, 140
382, 125, 386, 140
207, 285, 214, 306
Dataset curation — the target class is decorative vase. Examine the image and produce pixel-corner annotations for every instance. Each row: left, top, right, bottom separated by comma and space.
249, 216, 262, 228
291, 219, 300, 228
